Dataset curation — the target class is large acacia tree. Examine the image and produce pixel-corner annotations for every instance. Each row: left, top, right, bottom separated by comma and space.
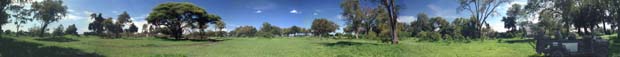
146, 2, 215, 39
31, 0, 67, 36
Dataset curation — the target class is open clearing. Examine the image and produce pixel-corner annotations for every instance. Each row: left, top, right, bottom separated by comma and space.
0, 35, 551, 57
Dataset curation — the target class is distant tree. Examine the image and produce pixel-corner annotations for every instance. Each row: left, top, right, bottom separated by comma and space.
8, 3, 33, 35
410, 13, 432, 35
457, 0, 509, 37
191, 14, 222, 38
103, 18, 122, 38
88, 13, 106, 34
431, 17, 449, 31
52, 25, 64, 36
285, 26, 303, 36
28, 26, 45, 36
232, 26, 257, 37
431, 17, 449, 38
142, 24, 149, 33
65, 24, 78, 36
215, 21, 226, 31
502, 4, 522, 32
258, 22, 281, 38
311, 18, 339, 36
128, 23, 139, 33
31, 0, 67, 36
146, 2, 210, 39
215, 21, 226, 37
116, 11, 131, 32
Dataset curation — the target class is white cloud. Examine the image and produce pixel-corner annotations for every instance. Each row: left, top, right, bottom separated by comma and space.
490, 22, 508, 32
68, 9, 75, 12
133, 20, 148, 32
112, 11, 119, 14
313, 13, 318, 15
83, 11, 94, 15
397, 16, 416, 23
255, 10, 262, 13
64, 14, 83, 20
290, 9, 300, 14
133, 14, 148, 20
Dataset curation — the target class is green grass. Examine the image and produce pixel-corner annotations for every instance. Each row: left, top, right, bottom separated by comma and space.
1, 35, 538, 57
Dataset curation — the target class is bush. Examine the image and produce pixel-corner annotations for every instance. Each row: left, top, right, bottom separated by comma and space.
416, 31, 442, 41
366, 31, 378, 40
257, 32, 274, 38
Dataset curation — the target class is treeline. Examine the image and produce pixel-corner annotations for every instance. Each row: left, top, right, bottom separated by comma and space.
3, 0, 619, 42
500, 0, 620, 39
1, 0, 72, 37
82, 12, 139, 38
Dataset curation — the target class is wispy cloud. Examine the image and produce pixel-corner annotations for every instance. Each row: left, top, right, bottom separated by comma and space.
255, 10, 263, 13
427, 4, 459, 19
397, 16, 416, 23
290, 9, 300, 14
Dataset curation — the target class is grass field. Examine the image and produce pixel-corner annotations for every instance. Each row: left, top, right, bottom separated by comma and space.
0, 35, 551, 57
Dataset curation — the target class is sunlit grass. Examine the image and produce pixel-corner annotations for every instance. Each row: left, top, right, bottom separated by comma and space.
3, 35, 538, 57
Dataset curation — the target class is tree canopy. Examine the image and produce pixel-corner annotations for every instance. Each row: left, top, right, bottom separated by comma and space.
311, 18, 339, 36
31, 0, 67, 36
146, 2, 211, 39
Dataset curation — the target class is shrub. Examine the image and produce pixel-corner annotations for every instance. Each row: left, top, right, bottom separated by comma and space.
366, 31, 378, 40
416, 31, 442, 41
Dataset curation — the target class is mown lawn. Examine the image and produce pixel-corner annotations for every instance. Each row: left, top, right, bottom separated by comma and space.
0, 35, 539, 57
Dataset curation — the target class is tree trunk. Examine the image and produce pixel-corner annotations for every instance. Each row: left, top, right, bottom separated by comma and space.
0, 26, 2, 34
39, 22, 50, 37
16, 23, 20, 36
354, 31, 359, 39
384, 0, 398, 44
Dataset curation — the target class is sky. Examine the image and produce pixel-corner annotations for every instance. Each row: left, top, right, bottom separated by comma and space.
2, 0, 527, 34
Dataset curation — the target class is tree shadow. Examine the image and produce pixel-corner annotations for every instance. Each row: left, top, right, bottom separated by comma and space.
321, 41, 379, 47
155, 36, 227, 42
610, 37, 620, 57
501, 39, 534, 43
0, 37, 104, 57
527, 54, 545, 57
34, 37, 78, 42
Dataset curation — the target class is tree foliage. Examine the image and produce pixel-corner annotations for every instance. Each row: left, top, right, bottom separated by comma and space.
128, 23, 139, 33
232, 26, 257, 37
311, 18, 339, 36
146, 2, 212, 39
258, 22, 282, 38
502, 4, 522, 31
52, 25, 64, 36
457, 0, 509, 37
65, 24, 78, 36
117, 11, 131, 28
31, 0, 67, 36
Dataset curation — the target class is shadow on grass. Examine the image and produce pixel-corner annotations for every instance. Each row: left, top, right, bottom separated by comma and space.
527, 54, 545, 57
0, 37, 104, 57
155, 37, 227, 42
610, 36, 620, 57
34, 37, 78, 42
321, 41, 379, 47
501, 39, 534, 43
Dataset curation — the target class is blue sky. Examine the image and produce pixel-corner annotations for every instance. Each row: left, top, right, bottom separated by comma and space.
2, 0, 527, 34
